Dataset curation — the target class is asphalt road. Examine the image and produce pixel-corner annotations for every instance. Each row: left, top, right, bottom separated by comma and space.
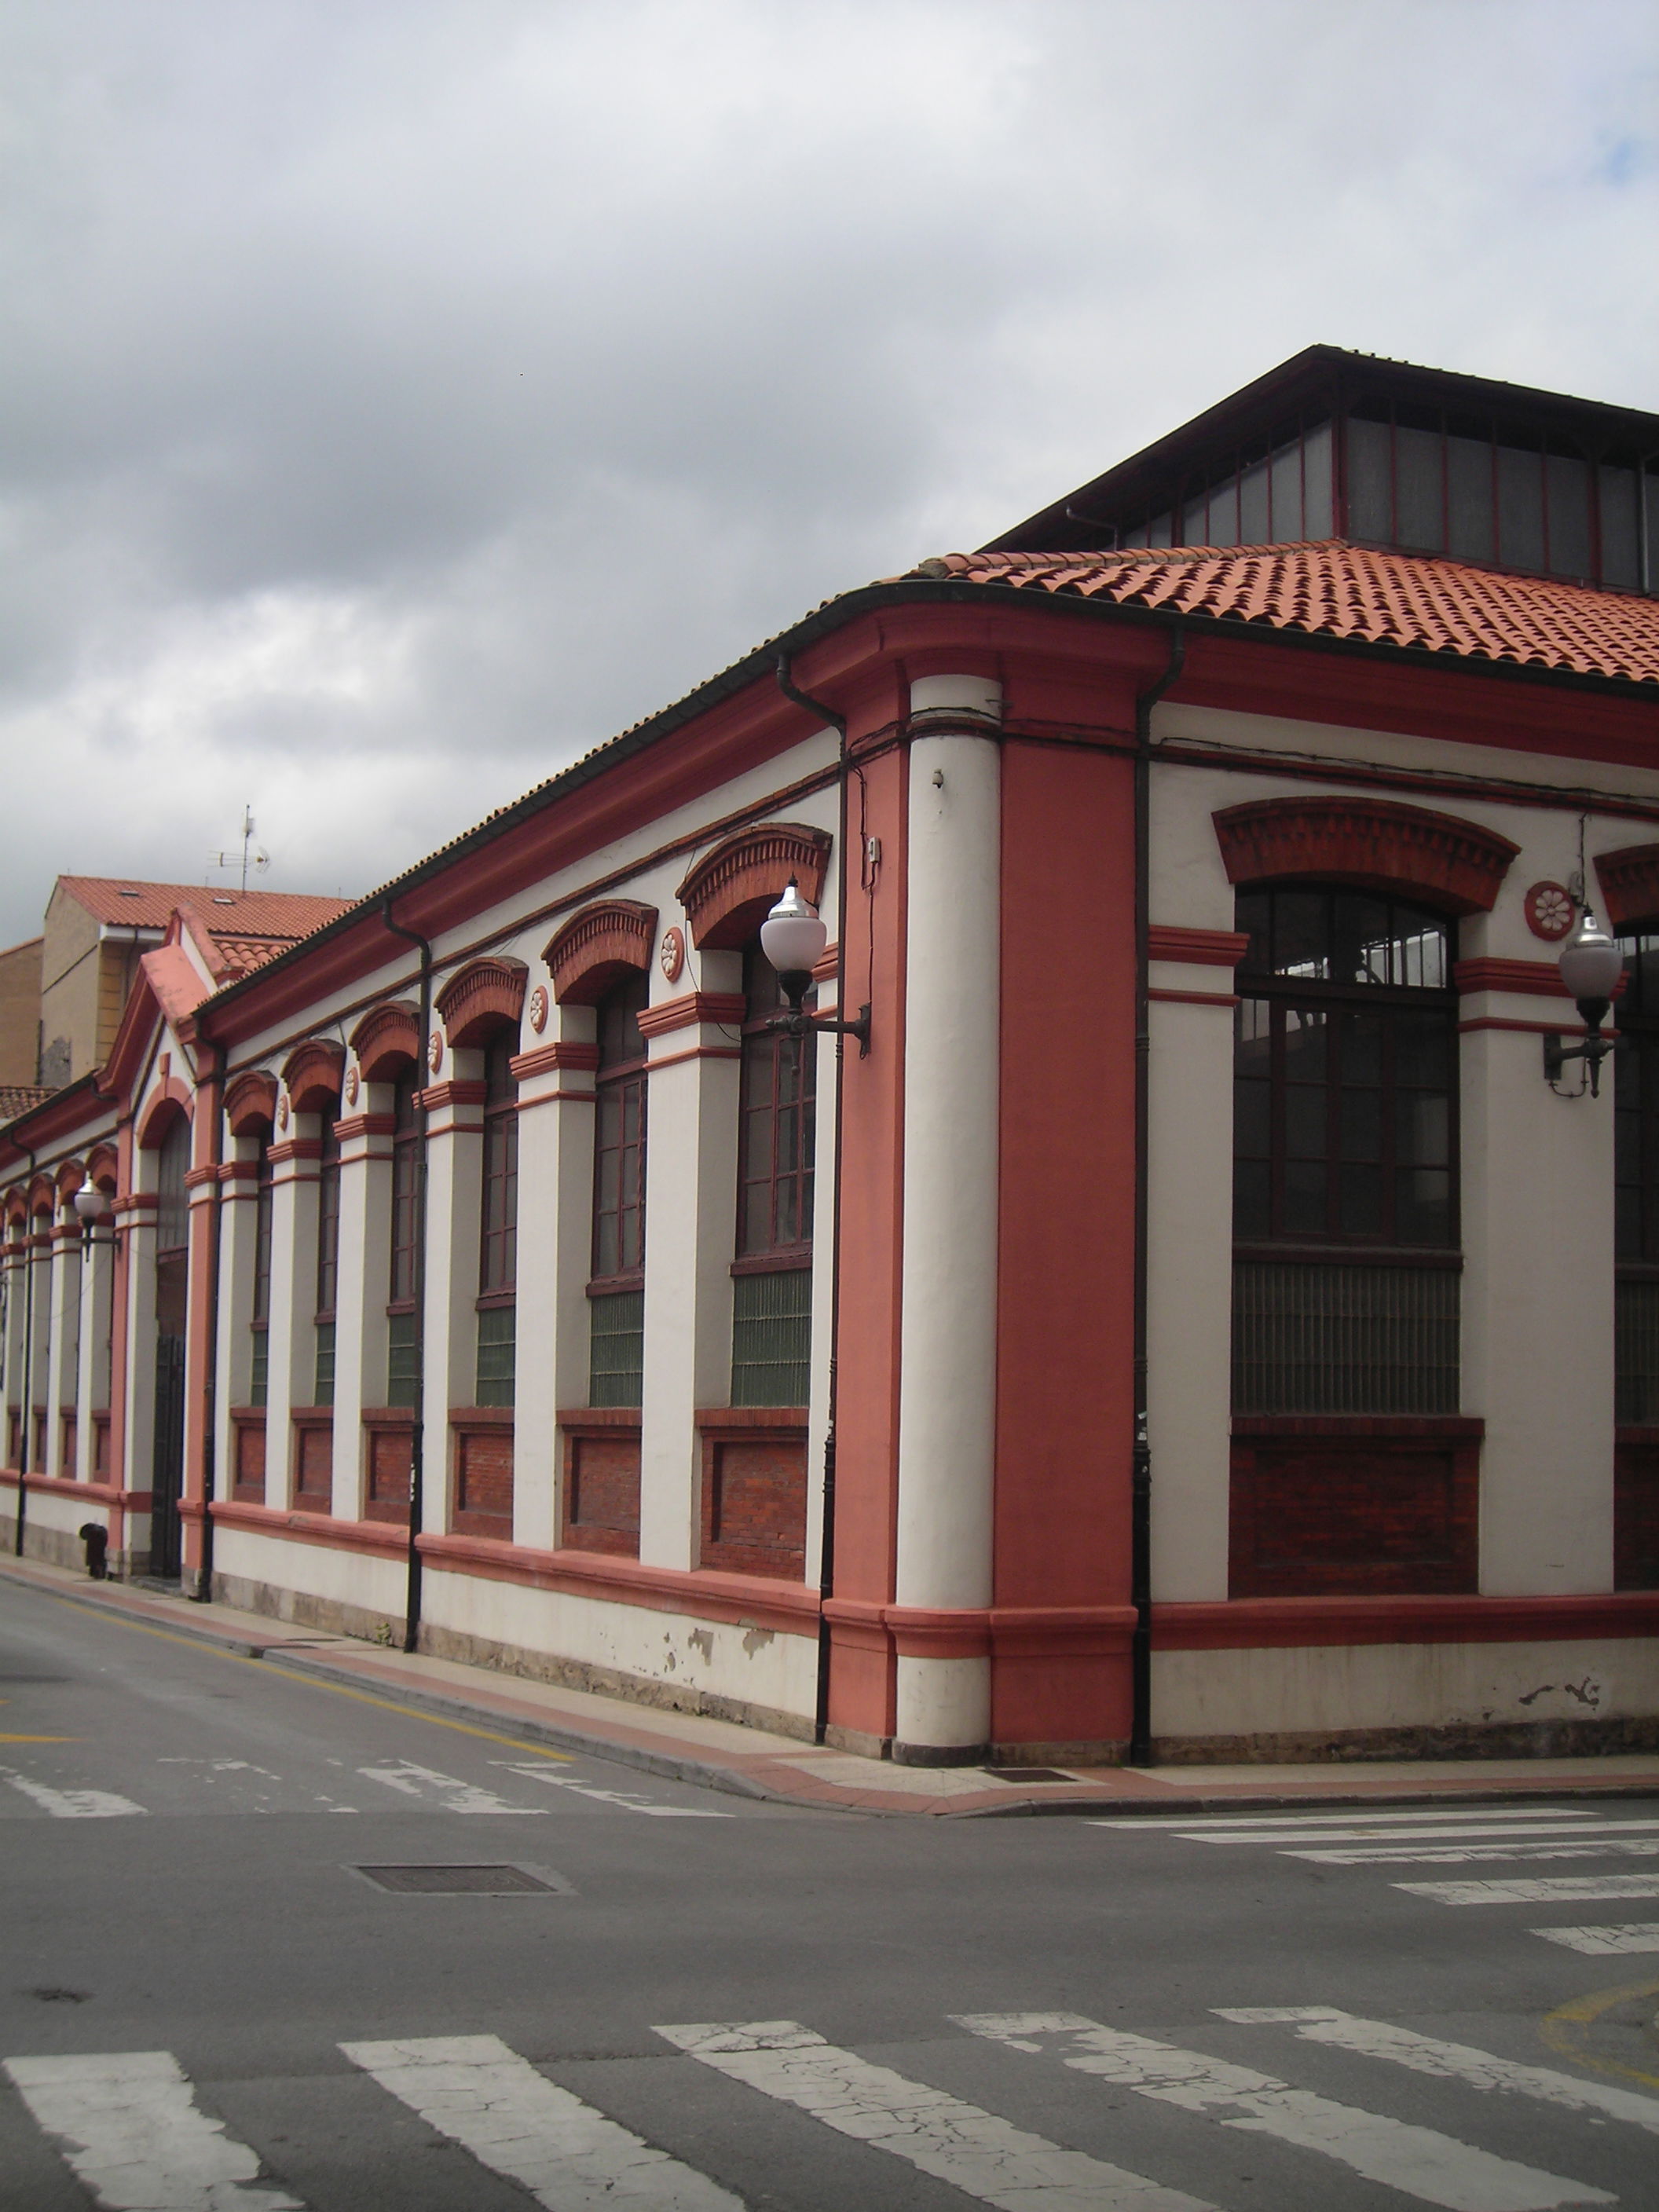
2, 1576, 1657, 2212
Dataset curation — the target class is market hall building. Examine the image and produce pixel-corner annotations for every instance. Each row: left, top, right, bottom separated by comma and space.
4, 345, 1658, 1768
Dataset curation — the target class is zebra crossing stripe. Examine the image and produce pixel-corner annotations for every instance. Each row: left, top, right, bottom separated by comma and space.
654, 2018, 1214, 2211
1185, 1822, 1659, 1850
2, 1769, 146, 1818
355, 1762, 548, 1815
341, 2033, 741, 2210
1399, 1874, 1659, 1905
1532, 1922, 1659, 1954
2, 2050, 300, 2210
953, 2012, 1610, 2212
1218, 2007, 1659, 2133
1292, 1839, 1659, 1866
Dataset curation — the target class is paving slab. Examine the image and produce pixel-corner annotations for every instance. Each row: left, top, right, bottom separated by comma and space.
4, 1552, 1657, 1818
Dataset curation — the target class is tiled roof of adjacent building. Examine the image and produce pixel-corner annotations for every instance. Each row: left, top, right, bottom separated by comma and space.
0, 1086, 51, 1121
55, 879, 353, 936
899, 542, 1659, 688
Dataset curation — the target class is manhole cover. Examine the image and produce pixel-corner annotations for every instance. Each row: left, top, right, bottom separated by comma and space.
982, 1767, 1076, 1784
354, 1864, 568, 1895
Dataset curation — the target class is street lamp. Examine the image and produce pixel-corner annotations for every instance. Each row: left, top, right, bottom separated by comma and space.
72, 1185, 105, 1251
760, 879, 870, 1055
1544, 908, 1626, 1097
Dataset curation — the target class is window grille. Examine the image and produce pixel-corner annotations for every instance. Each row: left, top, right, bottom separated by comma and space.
313, 1320, 336, 1407
737, 950, 815, 1259
588, 1288, 644, 1407
250, 1137, 273, 1408
1232, 1261, 1459, 1415
474, 1305, 515, 1408
731, 1268, 811, 1408
386, 1312, 419, 1410
313, 1115, 340, 1408
1616, 1278, 1659, 1426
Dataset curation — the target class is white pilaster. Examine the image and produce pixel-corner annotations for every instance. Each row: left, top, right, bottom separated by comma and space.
419, 1053, 485, 1533
44, 1216, 80, 1478
513, 1014, 599, 1550
331, 1097, 394, 1519
75, 1214, 113, 1480
1461, 990, 1616, 1592
213, 1147, 262, 1489
638, 975, 742, 1571
264, 1120, 321, 1510
893, 673, 1002, 1756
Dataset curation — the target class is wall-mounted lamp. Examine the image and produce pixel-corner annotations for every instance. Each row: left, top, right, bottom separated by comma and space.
1544, 908, 1626, 1097
760, 880, 870, 1056
71, 1186, 104, 1249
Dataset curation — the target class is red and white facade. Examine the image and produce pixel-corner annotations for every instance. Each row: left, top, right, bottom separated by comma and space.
5, 350, 1659, 1765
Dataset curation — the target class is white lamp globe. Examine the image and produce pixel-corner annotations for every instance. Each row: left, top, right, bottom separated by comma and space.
72, 1187, 103, 1223
1558, 909, 1624, 1009
760, 879, 828, 982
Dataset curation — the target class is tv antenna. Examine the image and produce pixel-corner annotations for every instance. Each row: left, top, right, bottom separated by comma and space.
209, 807, 270, 894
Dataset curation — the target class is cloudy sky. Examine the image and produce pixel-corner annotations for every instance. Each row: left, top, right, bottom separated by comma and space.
2, 0, 1654, 946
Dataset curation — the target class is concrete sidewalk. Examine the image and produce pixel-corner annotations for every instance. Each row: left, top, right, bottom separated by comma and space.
5, 1551, 1659, 1818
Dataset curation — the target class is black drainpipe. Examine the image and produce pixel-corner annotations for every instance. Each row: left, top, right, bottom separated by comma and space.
1130, 625, 1186, 1767
191, 1038, 227, 1602
382, 898, 434, 1654
775, 652, 848, 1747
13, 1144, 35, 1556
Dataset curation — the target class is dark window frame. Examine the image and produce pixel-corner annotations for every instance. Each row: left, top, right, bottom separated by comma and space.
589, 972, 649, 1293
734, 947, 815, 1268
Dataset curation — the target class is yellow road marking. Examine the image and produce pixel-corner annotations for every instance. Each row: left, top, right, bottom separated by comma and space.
0, 1734, 78, 1743
46, 1599, 574, 1763
1540, 1974, 1659, 2090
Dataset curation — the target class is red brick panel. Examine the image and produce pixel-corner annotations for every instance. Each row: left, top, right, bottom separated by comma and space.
60, 1410, 76, 1476
1615, 1431, 1659, 1591
562, 1434, 641, 1557
364, 1416, 414, 1524
452, 1417, 514, 1540
232, 1415, 266, 1504
92, 1412, 110, 1478
293, 1415, 334, 1511
700, 1431, 808, 1580
1230, 1420, 1480, 1597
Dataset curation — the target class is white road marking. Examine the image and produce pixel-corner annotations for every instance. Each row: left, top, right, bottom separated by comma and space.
1184, 1821, 1659, 1848
494, 1764, 733, 1817
2, 1769, 145, 1818
3, 2049, 302, 2209
954, 2011, 1610, 2212
656, 2018, 1213, 2211
356, 1761, 547, 1815
1219, 2007, 1659, 2133
1291, 1839, 1659, 1866
1532, 1922, 1659, 1954
1090, 1807, 1600, 1831
1400, 1874, 1659, 1905
342, 2032, 742, 2210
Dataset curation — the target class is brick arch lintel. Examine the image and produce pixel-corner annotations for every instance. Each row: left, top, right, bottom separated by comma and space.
1214, 796, 1519, 917
1595, 844, 1659, 931
53, 1158, 86, 1199
4, 1186, 27, 1226
435, 956, 529, 1051
136, 1075, 194, 1149
224, 1069, 279, 1137
544, 900, 658, 1006
27, 1171, 57, 1218
280, 1038, 346, 1115
676, 821, 832, 950
348, 1000, 422, 1082
85, 1143, 119, 1192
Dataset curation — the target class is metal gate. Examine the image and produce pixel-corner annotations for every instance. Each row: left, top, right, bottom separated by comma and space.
150, 1330, 186, 1579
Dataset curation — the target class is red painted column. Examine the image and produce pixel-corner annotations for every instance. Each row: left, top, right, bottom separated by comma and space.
992, 738, 1139, 1754
822, 738, 908, 1747
180, 1049, 222, 1583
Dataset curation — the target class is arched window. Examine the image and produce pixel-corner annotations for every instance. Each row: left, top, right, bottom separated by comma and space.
313, 1116, 342, 1408
474, 1035, 518, 1408
731, 944, 814, 1407
249, 1134, 274, 1408
152, 1116, 192, 1576
387, 1073, 422, 1408
588, 972, 648, 1405
1232, 886, 1459, 1413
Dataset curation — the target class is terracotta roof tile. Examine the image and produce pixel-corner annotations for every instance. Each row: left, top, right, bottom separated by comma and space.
56, 879, 353, 935
899, 543, 1659, 687
0, 1086, 52, 1121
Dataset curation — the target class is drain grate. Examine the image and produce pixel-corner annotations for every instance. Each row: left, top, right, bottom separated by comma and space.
982, 1767, 1076, 1784
354, 1863, 567, 1895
